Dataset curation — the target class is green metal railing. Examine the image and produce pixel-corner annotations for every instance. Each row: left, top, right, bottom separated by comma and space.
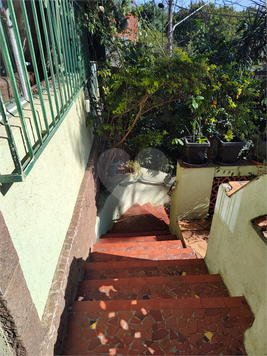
0, 0, 90, 183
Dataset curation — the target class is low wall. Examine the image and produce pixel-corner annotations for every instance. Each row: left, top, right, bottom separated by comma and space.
205, 174, 267, 356
170, 161, 262, 236
95, 168, 170, 239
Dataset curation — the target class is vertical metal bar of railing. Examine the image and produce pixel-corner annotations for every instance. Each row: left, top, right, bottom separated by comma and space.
64, 0, 78, 90
61, 0, 76, 93
1, 4, 29, 101
68, 0, 80, 89
70, 1, 82, 85
68, 1, 81, 86
76, 23, 83, 83
56, 0, 72, 98
38, 0, 62, 117
45, 0, 66, 108
58, 0, 74, 96
0, 18, 34, 159
18, 1, 50, 136
0, 93, 23, 175
6, 0, 44, 145
30, 0, 56, 127
49, 0, 70, 102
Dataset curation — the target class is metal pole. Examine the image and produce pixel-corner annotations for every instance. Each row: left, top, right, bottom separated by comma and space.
167, 0, 173, 53
1, 3, 29, 101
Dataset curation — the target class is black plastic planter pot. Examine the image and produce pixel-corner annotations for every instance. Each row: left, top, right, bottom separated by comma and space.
215, 135, 245, 164
184, 136, 210, 165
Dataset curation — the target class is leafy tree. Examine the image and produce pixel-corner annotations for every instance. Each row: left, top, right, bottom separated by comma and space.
236, 5, 267, 65
88, 46, 211, 149
82, 0, 265, 170
172, 3, 243, 49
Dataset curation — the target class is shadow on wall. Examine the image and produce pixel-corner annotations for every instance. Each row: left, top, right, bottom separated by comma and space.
54, 254, 91, 355
177, 197, 210, 220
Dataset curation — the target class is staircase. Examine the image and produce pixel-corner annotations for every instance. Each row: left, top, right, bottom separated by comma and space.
62, 203, 254, 355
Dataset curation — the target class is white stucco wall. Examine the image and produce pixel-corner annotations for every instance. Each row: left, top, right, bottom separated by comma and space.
95, 168, 170, 239
205, 174, 267, 356
0, 90, 93, 318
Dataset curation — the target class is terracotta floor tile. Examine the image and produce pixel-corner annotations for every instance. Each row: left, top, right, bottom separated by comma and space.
142, 315, 155, 332
194, 309, 206, 319
187, 318, 198, 334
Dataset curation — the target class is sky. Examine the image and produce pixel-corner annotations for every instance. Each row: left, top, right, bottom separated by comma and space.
137, 0, 261, 12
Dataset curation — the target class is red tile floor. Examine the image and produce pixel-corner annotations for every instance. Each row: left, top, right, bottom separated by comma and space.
61, 203, 254, 355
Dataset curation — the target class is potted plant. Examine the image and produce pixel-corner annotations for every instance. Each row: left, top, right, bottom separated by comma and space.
107, 159, 121, 176
204, 100, 247, 164
215, 129, 245, 164
183, 95, 210, 165
125, 160, 141, 174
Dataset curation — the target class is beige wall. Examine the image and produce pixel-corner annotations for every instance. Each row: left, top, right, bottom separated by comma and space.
0, 90, 93, 318
205, 174, 267, 356
95, 168, 170, 239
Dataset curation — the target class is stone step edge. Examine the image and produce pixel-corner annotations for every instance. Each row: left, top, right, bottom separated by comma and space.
78, 274, 222, 288
109, 226, 169, 234
103, 230, 171, 238
85, 259, 206, 270
96, 235, 177, 244
70, 296, 247, 312
93, 239, 182, 250
90, 247, 195, 259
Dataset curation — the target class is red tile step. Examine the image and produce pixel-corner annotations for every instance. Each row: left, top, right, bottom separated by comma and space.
76, 274, 229, 301
117, 203, 151, 219
93, 240, 183, 253
109, 204, 169, 233
142, 202, 162, 220
62, 297, 254, 355
84, 259, 209, 280
154, 205, 170, 225
109, 215, 168, 233
96, 235, 177, 244
103, 230, 171, 238
90, 247, 196, 262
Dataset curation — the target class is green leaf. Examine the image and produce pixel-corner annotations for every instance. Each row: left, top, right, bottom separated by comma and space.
172, 138, 184, 146
192, 101, 198, 109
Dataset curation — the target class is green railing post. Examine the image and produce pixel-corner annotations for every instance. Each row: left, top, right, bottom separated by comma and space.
38, 0, 61, 119
43, 0, 66, 109
0, 17, 34, 159
7, 0, 46, 142
47, 0, 69, 104
0, 93, 23, 176
30, 0, 56, 127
